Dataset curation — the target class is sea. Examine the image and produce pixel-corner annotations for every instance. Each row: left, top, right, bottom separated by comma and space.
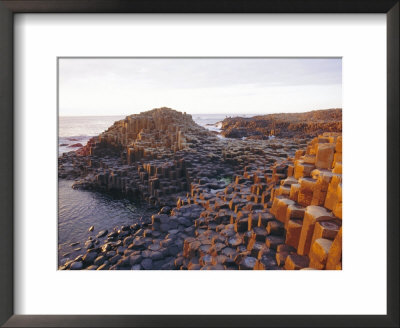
58, 113, 250, 265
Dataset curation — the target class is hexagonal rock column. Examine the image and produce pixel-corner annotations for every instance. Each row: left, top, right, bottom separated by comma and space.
310, 219, 341, 247
326, 227, 342, 270
297, 205, 335, 256
294, 161, 315, 180
284, 254, 310, 270
332, 182, 342, 219
311, 171, 334, 206
284, 204, 305, 229
324, 175, 342, 211
308, 238, 333, 269
289, 183, 300, 201
297, 177, 318, 207
315, 143, 335, 169
270, 196, 295, 223
285, 219, 303, 249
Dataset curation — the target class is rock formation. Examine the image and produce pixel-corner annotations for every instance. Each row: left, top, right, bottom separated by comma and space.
59, 107, 342, 270
220, 108, 342, 139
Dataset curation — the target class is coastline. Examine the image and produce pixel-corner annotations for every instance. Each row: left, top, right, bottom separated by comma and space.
58, 108, 342, 270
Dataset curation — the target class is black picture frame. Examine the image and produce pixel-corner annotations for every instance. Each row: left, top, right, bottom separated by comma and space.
0, 0, 398, 327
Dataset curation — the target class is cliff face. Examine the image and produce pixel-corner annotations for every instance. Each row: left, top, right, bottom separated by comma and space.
220, 108, 342, 139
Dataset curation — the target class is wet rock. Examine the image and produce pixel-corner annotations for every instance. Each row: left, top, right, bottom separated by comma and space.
96, 230, 108, 238
109, 254, 122, 265
106, 250, 116, 258
150, 251, 164, 261
129, 254, 142, 265
94, 255, 106, 266
82, 252, 98, 264
70, 261, 83, 270
141, 258, 153, 270
132, 264, 142, 270
84, 240, 94, 249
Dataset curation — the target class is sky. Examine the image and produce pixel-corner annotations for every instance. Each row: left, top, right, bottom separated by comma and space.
59, 58, 341, 116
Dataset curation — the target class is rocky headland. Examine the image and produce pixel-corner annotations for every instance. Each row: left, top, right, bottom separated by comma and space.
220, 108, 342, 139
59, 107, 342, 270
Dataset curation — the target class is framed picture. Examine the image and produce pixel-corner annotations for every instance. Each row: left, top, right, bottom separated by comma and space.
0, 0, 398, 327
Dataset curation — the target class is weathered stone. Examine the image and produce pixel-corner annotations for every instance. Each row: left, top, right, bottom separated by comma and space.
324, 175, 342, 211
270, 196, 295, 223
252, 227, 269, 242
96, 230, 108, 238
276, 251, 290, 266
265, 235, 285, 250
284, 254, 309, 270
238, 256, 257, 270
284, 204, 305, 229
141, 258, 153, 270
228, 235, 243, 247
129, 254, 143, 265
70, 261, 83, 270
285, 219, 303, 249
309, 238, 333, 269
311, 219, 341, 247
109, 254, 122, 265
315, 143, 335, 169
294, 161, 315, 179
266, 220, 284, 236
297, 206, 335, 256
82, 252, 98, 264
326, 227, 342, 270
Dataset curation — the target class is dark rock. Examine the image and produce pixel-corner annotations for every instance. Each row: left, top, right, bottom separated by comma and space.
96, 230, 108, 238
82, 252, 98, 264
70, 261, 83, 270
141, 258, 153, 270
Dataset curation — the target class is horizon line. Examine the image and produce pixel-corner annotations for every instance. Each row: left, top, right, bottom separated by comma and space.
59, 107, 342, 118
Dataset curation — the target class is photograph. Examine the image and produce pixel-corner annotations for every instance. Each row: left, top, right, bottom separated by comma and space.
58, 57, 343, 271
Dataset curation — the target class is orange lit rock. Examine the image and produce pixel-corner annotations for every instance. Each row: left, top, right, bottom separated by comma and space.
294, 161, 315, 179
311, 219, 341, 247
324, 174, 342, 211
315, 143, 335, 169
270, 196, 295, 223
332, 161, 342, 174
297, 205, 334, 256
285, 219, 303, 249
289, 183, 300, 201
297, 177, 318, 207
284, 204, 305, 229
309, 238, 332, 269
326, 227, 342, 270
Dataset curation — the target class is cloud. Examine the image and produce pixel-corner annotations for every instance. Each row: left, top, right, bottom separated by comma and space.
59, 58, 341, 116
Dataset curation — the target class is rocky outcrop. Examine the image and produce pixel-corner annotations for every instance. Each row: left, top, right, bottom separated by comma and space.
220, 108, 342, 139
59, 107, 306, 207
59, 108, 342, 270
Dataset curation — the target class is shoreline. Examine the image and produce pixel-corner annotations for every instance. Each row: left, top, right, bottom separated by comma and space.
58, 107, 342, 270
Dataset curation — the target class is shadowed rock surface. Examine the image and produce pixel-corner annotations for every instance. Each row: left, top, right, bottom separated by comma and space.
59, 107, 342, 270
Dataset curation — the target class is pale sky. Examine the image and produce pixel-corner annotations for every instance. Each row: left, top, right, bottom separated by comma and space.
59, 58, 341, 116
